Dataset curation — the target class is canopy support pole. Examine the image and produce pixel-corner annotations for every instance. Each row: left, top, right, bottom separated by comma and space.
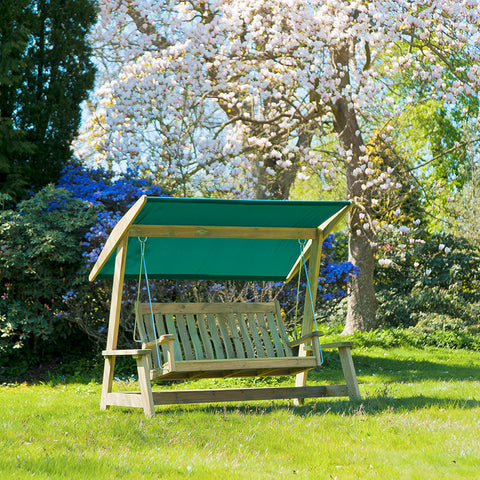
101, 236, 128, 411
294, 236, 323, 404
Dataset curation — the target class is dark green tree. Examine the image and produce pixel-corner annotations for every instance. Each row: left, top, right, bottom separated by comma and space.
0, 0, 96, 202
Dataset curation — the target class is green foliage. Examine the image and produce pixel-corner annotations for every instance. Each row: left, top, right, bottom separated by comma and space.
374, 229, 480, 330
344, 327, 480, 351
0, 0, 96, 201
0, 185, 98, 353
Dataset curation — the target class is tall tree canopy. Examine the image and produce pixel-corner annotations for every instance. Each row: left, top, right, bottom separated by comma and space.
0, 0, 96, 201
77, 0, 480, 333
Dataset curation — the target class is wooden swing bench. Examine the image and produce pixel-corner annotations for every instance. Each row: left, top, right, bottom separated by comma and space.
92, 196, 361, 417
102, 301, 360, 417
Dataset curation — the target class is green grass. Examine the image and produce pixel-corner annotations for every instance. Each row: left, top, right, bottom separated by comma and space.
1, 346, 480, 479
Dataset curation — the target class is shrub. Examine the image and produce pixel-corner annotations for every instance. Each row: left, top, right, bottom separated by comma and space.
0, 186, 98, 354
374, 229, 480, 329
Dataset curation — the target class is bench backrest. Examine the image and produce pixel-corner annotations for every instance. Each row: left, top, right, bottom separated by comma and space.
135, 301, 293, 370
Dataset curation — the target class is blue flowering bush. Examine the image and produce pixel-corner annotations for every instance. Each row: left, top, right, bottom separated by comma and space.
57, 163, 164, 266
0, 163, 165, 374
54, 163, 165, 346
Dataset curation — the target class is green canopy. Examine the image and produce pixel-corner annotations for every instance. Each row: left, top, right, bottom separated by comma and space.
89, 196, 350, 282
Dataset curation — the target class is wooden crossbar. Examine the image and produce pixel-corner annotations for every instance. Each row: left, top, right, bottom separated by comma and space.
128, 225, 319, 240
106, 385, 349, 407
138, 302, 281, 315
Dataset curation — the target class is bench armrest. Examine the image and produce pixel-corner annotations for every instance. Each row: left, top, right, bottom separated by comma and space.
142, 334, 175, 350
142, 334, 177, 372
287, 331, 323, 348
102, 348, 151, 357
320, 341, 354, 350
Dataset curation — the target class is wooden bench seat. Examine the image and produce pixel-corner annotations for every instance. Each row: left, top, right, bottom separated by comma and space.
102, 301, 360, 416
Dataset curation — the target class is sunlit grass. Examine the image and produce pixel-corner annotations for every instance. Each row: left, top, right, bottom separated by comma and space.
1, 347, 479, 479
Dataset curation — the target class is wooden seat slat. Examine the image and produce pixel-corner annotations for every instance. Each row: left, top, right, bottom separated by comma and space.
186, 313, 204, 360
226, 313, 246, 359
143, 314, 156, 346
206, 313, 225, 359
135, 304, 148, 343
217, 314, 236, 359
172, 357, 317, 372
197, 313, 215, 360
237, 313, 256, 358
247, 312, 266, 358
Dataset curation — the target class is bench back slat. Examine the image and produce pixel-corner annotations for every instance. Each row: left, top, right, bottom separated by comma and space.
197, 313, 215, 360
226, 313, 246, 359
266, 312, 287, 356
135, 302, 293, 368
154, 313, 169, 364
186, 313, 204, 360
247, 312, 266, 358
207, 313, 225, 359
274, 306, 293, 358
217, 314, 236, 359
176, 314, 195, 360
255, 312, 276, 357
164, 313, 183, 361
237, 314, 256, 358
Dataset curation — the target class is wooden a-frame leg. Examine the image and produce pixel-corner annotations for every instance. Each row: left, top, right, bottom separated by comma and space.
100, 356, 115, 410
135, 355, 155, 417
294, 344, 309, 406
338, 346, 361, 400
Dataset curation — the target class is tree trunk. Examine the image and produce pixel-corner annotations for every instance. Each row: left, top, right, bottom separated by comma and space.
330, 46, 377, 333
344, 214, 377, 333
255, 158, 299, 200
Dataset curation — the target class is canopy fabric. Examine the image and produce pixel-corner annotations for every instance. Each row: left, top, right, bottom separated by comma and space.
91, 196, 350, 281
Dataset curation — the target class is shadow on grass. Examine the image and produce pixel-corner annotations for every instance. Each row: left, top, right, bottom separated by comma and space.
4, 348, 479, 389
318, 350, 480, 384
146, 392, 480, 420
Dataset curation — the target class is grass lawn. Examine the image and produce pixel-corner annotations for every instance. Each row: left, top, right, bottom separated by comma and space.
1, 346, 479, 479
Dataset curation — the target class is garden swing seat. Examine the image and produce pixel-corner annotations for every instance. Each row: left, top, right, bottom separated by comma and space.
132, 301, 324, 380
91, 196, 361, 417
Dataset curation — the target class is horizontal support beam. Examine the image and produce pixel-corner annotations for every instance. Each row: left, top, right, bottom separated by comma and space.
106, 392, 145, 408
103, 385, 350, 409
128, 225, 318, 240
138, 301, 278, 315
168, 357, 318, 373
151, 385, 349, 405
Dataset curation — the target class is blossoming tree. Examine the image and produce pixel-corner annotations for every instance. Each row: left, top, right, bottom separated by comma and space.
76, 0, 480, 333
